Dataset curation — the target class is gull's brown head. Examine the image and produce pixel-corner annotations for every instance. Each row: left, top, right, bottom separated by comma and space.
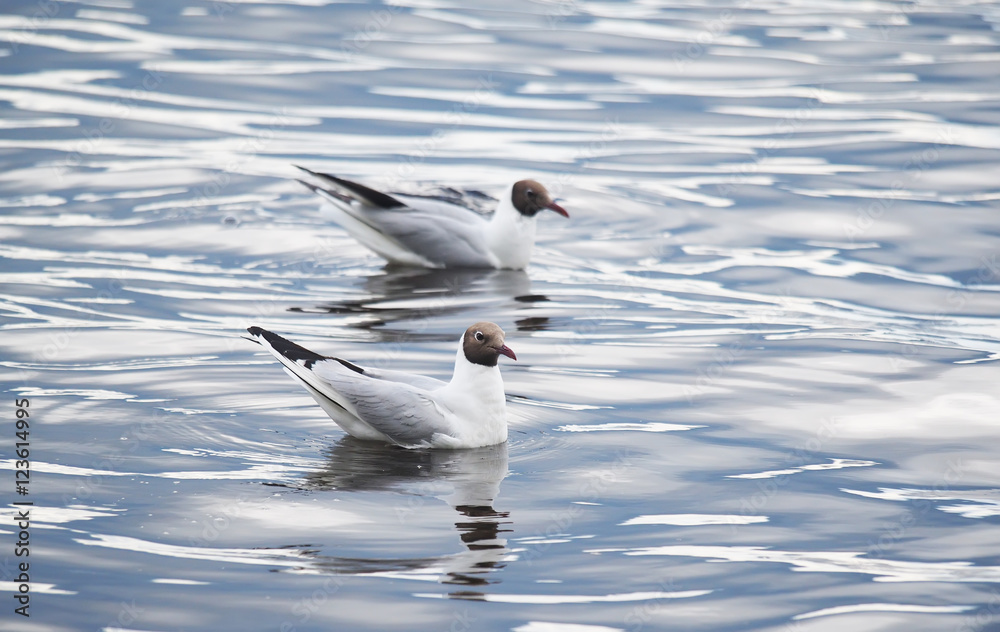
511, 180, 569, 218
462, 322, 516, 367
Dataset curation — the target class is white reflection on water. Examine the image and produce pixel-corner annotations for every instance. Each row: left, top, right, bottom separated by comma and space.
415, 589, 712, 604
843, 487, 1000, 519
2, 504, 124, 525
728, 458, 879, 480
620, 514, 769, 526
793, 602, 975, 621
557, 422, 701, 433
1, 455, 319, 482
76, 533, 313, 567
591, 545, 1000, 583
0, 581, 76, 596
513, 623, 624, 632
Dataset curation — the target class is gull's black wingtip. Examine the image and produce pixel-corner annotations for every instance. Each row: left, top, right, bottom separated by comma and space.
248, 326, 366, 374
296, 178, 352, 203
295, 167, 404, 209
294, 164, 339, 183
247, 326, 327, 368
293, 164, 321, 177
245, 326, 267, 346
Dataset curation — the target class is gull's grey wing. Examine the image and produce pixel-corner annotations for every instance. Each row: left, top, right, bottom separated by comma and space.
359, 205, 493, 267
363, 366, 446, 391
298, 172, 495, 267
248, 326, 454, 445
311, 360, 456, 447
393, 187, 498, 216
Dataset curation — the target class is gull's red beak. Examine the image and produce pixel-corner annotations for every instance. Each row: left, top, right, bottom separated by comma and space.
546, 201, 569, 218
497, 344, 517, 361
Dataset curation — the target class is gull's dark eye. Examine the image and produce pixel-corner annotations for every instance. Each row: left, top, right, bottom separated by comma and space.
526, 189, 537, 199
475, 331, 485, 342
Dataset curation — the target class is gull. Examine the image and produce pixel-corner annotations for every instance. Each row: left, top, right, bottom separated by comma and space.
247, 322, 516, 448
295, 166, 569, 269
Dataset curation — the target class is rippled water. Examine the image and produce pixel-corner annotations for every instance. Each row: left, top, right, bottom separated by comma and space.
2, 1, 1000, 630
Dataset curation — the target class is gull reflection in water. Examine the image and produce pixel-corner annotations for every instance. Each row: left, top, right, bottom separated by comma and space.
289, 437, 511, 588
290, 267, 550, 336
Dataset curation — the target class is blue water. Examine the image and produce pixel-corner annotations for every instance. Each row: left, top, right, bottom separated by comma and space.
2, 1, 1000, 630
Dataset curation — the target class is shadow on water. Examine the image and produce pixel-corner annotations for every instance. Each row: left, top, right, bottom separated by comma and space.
281, 437, 512, 588
288, 266, 549, 337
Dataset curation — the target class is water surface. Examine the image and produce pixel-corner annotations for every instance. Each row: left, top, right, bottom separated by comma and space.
2, 1, 1000, 630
